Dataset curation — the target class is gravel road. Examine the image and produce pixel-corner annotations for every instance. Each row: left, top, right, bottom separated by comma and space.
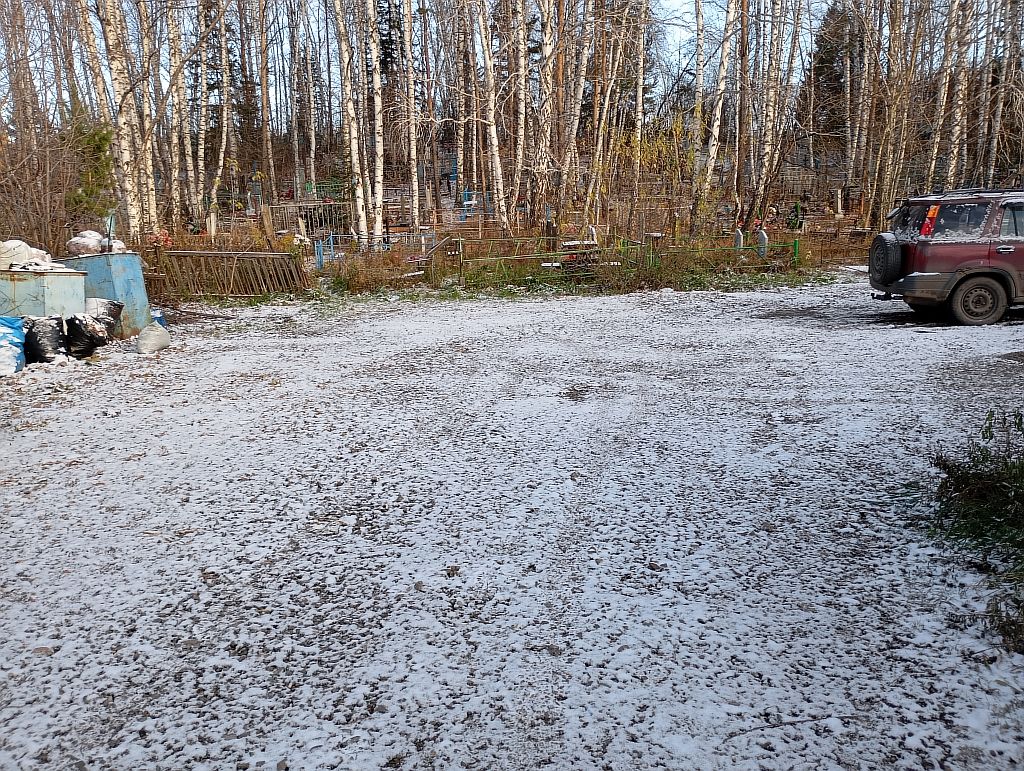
2, 277, 1023, 770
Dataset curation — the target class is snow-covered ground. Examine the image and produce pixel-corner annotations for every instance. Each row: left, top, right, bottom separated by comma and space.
2, 278, 1023, 770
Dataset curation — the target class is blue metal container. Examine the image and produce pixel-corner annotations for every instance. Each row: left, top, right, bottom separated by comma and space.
0, 269, 87, 317
64, 253, 151, 338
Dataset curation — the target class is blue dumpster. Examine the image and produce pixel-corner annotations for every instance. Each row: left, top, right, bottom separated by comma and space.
64, 253, 151, 338
0, 269, 87, 317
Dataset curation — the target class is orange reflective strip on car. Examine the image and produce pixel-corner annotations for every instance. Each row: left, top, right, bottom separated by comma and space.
920, 205, 940, 237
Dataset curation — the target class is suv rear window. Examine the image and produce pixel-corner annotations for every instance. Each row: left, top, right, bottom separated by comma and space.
929, 203, 991, 240
893, 205, 929, 240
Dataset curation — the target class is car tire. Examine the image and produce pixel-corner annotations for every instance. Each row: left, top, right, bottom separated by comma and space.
949, 276, 1007, 326
869, 233, 902, 285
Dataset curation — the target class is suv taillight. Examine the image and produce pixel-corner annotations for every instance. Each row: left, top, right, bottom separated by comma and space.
920, 205, 939, 237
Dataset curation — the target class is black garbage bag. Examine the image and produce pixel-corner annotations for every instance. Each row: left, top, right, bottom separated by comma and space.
23, 316, 68, 364
65, 314, 109, 358
84, 298, 125, 337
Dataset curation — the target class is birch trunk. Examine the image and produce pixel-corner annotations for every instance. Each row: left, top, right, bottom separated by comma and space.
984, 0, 1010, 186
330, 0, 369, 242
749, 0, 784, 219
98, 0, 144, 237
289, 0, 302, 198
454, 12, 466, 198
168, 6, 186, 231
365, 0, 385, 240
210, 3, 231, 214
689, 0, 704, 189
556, 0, 596, 211
73, 0, 112, 125
627, 4, 646, 233
843, 3, 853, 185
136, 0, 161, 232
356, 23, 374, 227
534, 0, 557, 208
926, 0, 959, 188
195, 2, 210, 217
259, 0, 278, 203
583, 30, 625, 224
692, 0, 738, 227
402, 0, 420, 233
735, 0, 749, 206
473, 0, 509, 232
944, 0, 971, 188
305, 27, 317, 192
509, 0, 527, 220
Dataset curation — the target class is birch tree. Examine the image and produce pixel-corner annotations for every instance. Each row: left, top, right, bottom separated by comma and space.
472, 0, 510, 232
330, 0, 369, 241
402, 0, 420, 233
692, 0, 739, 228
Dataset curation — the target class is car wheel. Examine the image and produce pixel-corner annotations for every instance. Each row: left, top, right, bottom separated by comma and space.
949, 276, 1007, 326
869, 233, 902, 284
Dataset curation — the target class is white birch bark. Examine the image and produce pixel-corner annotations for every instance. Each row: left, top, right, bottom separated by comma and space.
194, 2, 210, 217
628, 4, 646, 231
97, 0, 144, 237
73, 0, 112, 124
134, 0, 159, 232
984, 0, 1010, 186
843, 3, 853, 185
364, 0, 384, 239
402, 0, 420, 232
533, 0, 557, 206
472, 0, 509, 232
289, 0, 302, 198
583, 28, 626, 224
454, 11, 466, 198
557, 0, 596, 208
509, 0, 527, 219
944, 0, 971, 188
168, 5, 186, 231
751, 0, 784, 213
304, 10, 317, 193
694, 0, 739, 215
259, 0, 278, 203
689, 0, 704, 186
354, 14, 373, 221
926, 0, 959, 188
330, 0, 369, 242
210, 2, 231, 214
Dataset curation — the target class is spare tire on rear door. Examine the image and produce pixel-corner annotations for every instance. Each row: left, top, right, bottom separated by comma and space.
869, 233, 902, 284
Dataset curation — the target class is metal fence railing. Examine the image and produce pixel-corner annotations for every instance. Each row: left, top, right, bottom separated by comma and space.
313, 231, 441, 270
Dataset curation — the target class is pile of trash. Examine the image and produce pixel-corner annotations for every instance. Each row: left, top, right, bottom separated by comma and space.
66, 230, 128, 257
1, 232, 128, 273
2, 232, 169, 376
0, 301, 170, 376
0, 240, 72, 272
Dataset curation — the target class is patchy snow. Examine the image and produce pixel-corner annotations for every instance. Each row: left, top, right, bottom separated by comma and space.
2, 279, 1024, 770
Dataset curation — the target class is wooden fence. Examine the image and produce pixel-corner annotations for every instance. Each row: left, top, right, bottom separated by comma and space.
145, 249, 313, 300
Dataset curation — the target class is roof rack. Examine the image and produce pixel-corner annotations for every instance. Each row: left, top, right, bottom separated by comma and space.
930, 187, 1024, 195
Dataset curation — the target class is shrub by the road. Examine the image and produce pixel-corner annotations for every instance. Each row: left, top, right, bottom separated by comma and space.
932, 408, 1024, 652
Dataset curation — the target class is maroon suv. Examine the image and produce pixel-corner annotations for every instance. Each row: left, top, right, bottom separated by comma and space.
869, 189, 1024, 324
